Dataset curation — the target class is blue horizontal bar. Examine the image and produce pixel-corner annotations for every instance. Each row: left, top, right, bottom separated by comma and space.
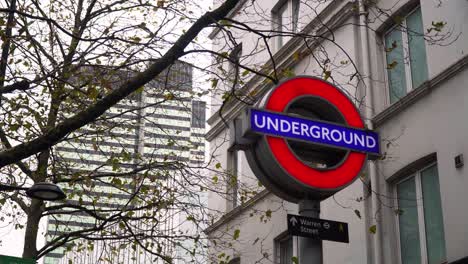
250, 109, 380, 155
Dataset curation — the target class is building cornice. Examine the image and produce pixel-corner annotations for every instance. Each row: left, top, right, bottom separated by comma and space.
450, 256, 468, 264
208, 0, 249, 39
386, 153, 437, 183
206, 0, 355, 141
204, 189, 270, 234
372, 54, 468, 128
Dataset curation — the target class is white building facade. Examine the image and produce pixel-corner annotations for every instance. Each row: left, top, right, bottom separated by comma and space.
206, 0, 468, 264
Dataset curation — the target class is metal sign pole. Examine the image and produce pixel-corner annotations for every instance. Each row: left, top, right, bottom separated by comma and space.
298, 200, 322, 264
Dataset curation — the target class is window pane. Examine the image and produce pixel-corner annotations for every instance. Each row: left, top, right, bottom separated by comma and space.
191, 101, 206, 128
226, 150, 239, 210
228, 44, 242, 86
385, 29, 407, 104
280, 237, 293, 264
397, 177, 422, 264
407, 7, 428, 89
421, 165, 447, 264
278, 3, 289, 48
291, 0, 299, 32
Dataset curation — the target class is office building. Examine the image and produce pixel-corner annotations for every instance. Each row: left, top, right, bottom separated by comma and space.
43, 61, 206, 264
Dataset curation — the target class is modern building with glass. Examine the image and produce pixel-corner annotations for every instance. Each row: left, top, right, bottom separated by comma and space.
43, 61, 206, 264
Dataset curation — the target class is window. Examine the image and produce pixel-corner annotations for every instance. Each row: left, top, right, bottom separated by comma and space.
228, 43, 242, 87
226, 149, 240, 211
272, 0, 299, 49
191, 101, 206, 128
275, 234, 296, 264
384, 6, 428, 104
395, 164, 446, 264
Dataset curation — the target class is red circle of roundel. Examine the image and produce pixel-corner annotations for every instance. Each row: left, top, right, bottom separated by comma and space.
265, 77, 366, 189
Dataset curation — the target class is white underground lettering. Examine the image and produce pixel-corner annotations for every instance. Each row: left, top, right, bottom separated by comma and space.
292, 122, 300, 135
254, 114, 266, 128
322, 127, 331, 141
301, 123, 310, 137
253, 113, 376, 149
366, 136, 377, 148
267, 117, 278, 131
280, 120, 291, 133
310, 126, 320, 138
343, 131, 353, 144
330, 129, 342, 142
354, 134, 365, 147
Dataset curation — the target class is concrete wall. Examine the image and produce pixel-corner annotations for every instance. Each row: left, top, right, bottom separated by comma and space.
367, 0, 468, 114
376, 66, 468, 263
207, 1, 370, 262
366, 1, 468, 263
207, 0, 468, 263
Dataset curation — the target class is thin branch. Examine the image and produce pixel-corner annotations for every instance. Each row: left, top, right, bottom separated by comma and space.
0, 0, 241, 169
0, 127, 33, 177
0, 80, 31, 94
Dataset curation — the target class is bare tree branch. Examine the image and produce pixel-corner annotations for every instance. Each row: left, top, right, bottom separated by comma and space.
0, 0, 240, 169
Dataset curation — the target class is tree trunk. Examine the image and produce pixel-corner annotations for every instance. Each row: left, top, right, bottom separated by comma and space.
22, 199, 44, 259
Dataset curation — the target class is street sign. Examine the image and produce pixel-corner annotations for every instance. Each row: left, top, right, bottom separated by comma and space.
241, 76, 380, 201
0, 255, 35, 264
249, 108, 380, 155
287, 214, 349, 243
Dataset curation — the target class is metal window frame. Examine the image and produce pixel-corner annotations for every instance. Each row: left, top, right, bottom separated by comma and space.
393, 162, 439, 264
226, 148, 239, 211
274, 231, 297, 264
273, 1, 288, 49
383, 5, 423, 106
228, 43, 243, 88
191, 100, 206, 128
271, 0, 300, 51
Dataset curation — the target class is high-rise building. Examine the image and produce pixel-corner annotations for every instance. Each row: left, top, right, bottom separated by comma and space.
43, 61, 206, 264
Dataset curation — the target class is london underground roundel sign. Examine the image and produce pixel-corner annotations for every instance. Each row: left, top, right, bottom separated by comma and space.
242, 76, 380, 202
